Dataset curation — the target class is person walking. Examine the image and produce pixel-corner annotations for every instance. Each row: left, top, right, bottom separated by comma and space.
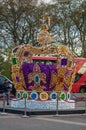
2, 79, 12, 105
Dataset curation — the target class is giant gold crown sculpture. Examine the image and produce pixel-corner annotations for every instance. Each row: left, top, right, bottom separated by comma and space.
11, 14, 75, 93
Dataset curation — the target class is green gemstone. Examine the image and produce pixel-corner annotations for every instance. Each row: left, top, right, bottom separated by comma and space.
12, 57, 18, 65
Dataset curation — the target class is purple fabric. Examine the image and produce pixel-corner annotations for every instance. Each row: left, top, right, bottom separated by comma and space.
65, 70, 70, 76
22, 63, 57, 91
60, 58, 67, 66
16, 76, 20, 82
63, 84, 68, 91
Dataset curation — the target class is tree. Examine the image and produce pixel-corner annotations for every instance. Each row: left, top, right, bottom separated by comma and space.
0, 0, 86, 58
69, 0, 86, 57
0, 55, 4, 74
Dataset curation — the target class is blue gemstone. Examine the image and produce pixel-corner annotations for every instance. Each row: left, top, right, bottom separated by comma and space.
34, 75, 40, 83
32, 93, 36, 99
52, 94, 57, 99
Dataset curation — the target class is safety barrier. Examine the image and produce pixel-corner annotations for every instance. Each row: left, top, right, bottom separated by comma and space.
0, 92, 86, 116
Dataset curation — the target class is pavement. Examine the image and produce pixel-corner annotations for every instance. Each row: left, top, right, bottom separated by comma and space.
0, 113, 86, 130
0, 93, 86, 116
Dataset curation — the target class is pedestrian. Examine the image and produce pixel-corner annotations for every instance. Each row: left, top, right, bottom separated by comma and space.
2, 79, 12, 105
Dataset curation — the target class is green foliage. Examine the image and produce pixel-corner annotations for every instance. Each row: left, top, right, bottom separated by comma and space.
0, 61, 11, 80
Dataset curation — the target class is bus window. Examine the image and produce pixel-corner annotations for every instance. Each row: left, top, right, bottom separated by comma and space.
46, 60, 56, 64
74, 73, 82, 83
33, 60, 45, 64
33, 60, 56, 64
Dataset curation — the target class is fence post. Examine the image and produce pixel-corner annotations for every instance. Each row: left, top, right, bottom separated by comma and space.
22, 91, 29, 118
56, 94, 58, 115
85, 96, 86, 114
3, 93, 5, 113
24, 98, 27, 117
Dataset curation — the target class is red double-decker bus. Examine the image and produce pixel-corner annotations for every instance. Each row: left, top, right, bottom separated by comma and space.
71, 58, 86, 93
32, 56, 86, 93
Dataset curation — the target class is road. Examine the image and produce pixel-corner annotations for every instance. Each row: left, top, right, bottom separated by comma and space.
0, 114, 86, 130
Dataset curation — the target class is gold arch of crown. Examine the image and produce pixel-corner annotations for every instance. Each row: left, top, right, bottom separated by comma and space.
12, 14, 75, 61
11, 44, 75, 92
